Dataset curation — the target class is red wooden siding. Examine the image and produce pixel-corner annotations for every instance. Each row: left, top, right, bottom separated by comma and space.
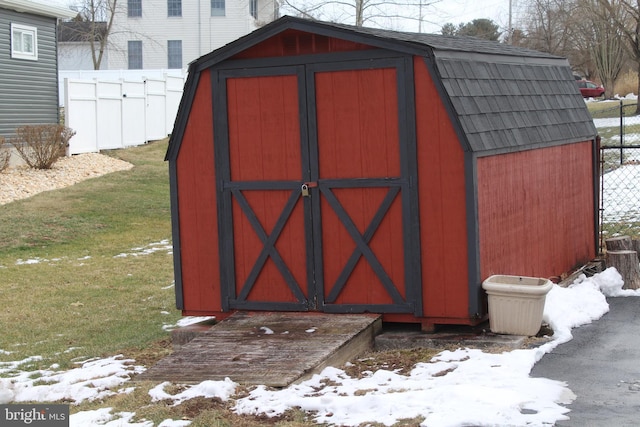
227, 76, 302, 182
226, 75, 307, 303
477, 142, 595, 279
232, 29, 373, 59
413, 57, 470, 322
176, 69, 221, 314
315, 69, 401, 179
315, 68, 405, 305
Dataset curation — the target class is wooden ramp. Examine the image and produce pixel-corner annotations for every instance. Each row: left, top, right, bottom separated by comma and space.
137, 312, 382, 387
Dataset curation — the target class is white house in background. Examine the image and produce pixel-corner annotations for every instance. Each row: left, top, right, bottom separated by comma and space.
106, 0, 279, 70
58, 21, 109, 70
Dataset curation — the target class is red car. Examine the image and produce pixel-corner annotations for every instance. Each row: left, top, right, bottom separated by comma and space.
577, 80, 605, 98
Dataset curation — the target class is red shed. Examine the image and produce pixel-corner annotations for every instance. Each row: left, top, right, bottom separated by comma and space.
165, 17, 598, 329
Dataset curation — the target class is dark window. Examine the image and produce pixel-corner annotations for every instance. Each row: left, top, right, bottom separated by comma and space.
168, 0, 182, 17
128, 0, 142, 17
211, 0, 225, 16
128, 40, 143, 69
250, 0, 257, 18
168, 40, 182, 69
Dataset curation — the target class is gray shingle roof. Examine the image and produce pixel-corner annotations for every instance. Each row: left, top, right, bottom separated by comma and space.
434, 55, 596, 153
318, 19, 597, 154
323, 21, 560, 60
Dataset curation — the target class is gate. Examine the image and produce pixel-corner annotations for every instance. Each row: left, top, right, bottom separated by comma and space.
214, 58, 421, 314
596, 100, 640, 248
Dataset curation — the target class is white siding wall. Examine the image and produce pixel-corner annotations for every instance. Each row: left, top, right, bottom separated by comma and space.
107, 0, 277, 70
58, 42, 108, 70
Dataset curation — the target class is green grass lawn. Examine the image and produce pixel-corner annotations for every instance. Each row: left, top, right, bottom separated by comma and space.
0, 140, 179, 371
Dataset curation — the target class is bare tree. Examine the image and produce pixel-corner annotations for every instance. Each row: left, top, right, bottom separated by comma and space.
514, 1, 600, 81
67, 0, 118, 70
512, 0, 628, 99
280, 0, 440, 30
580, 0, 626, 98
596, 0, 640, 110
564, 3, 597, 79
520, 0, 579, 56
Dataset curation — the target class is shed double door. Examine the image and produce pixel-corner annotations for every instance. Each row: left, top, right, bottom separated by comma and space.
216, 58, 420, 315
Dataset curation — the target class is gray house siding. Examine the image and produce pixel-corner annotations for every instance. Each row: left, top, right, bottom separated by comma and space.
0, 8, 60, 139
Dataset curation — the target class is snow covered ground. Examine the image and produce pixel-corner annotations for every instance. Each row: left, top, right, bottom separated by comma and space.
1, 268, 639, 426
589, 96, 635, 136
602, 164, 640, 223
591, 95, 640, 225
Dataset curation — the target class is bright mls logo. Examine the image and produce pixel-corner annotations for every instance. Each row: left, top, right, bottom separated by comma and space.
1, 405, 69, 426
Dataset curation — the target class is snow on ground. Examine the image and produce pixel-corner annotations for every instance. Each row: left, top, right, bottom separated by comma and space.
113, 240, 173, 258
592, 99, 640, 224
0, 355, 144, 405
1, 268, 639, 426
3, 240, 172, 268
592, 95, 640, 147
149, 379, 237, 405
162, 315, 215, 332
602, 164, 640, 223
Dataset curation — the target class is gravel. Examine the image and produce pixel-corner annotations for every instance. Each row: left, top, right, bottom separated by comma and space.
0, 153, 134, 205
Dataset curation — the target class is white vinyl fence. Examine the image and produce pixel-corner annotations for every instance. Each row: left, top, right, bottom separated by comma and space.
64, 74, 186, 155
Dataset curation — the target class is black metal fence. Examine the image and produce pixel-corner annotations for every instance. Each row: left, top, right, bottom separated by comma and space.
597, 100, 640, 248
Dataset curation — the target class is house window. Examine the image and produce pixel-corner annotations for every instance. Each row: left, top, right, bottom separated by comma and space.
128, 40, 143, 69
11, 23, 38, 61
167, 40, 182, 69
211, 0, 225, 16
250, 0, 257, 18
128, 0, 142, 17
168, 0, 181, 17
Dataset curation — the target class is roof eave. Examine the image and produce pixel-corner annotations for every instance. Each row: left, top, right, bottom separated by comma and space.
474, 134, 599, 157
0, 0, 76, 19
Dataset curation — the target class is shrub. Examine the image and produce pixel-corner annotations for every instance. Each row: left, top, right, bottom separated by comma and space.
0, 137, 10, 172
614, 70, 638, 97
10, 124, 76, 170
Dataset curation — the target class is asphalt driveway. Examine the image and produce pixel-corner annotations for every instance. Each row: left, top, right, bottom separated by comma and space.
531, 296, 640, 426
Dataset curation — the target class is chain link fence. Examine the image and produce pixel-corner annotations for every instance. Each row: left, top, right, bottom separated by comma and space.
596, 100, 640, 249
